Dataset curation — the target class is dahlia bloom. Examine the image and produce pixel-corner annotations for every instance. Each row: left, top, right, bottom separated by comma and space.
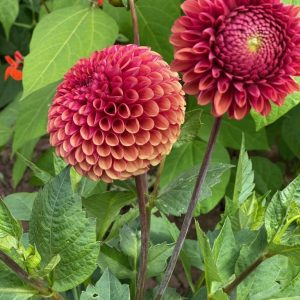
48, 45, 185, 182
171, 0, 300, 120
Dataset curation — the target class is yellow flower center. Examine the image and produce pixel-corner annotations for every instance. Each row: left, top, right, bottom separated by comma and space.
247, 36, 261, 53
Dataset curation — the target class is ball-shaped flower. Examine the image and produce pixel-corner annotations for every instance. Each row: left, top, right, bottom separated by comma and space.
171, 0, 300, 120
48, 45, 185, 182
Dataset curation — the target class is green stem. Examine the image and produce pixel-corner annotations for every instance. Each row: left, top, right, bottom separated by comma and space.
274, 214, 300, 243
194, 272, 205, 295
72, 287, 79, 300
13, 22, 35, 29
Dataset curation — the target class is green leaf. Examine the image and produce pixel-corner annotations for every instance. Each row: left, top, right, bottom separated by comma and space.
29, 168, 99, 292
239, 193, 267, 230
157, 163, 231, 216
83, 191, 136, 240
0, 99, 19, 147
251, 82, 300, 131
237, 255, 300, 300
0, 200, 22, 251
81, 269, 130, 300
13, 82, 59, 151
15, 152, 52, 184
212, 219, 238, 282
0, 0, 19, 37
3, 193, 36, 221
265, 175, 300, 245
232, 137, 255, 205
160, 140, 231, 214
252, 157, 283, 194
98, 244, 133, 280
282, 105, 300, 159
147, 243, 174, 277
119, 225, 140, 261
104, 0, 181, 62
200, 112, 269, 150
195, 221, 221, 293
0, 262, 35, 299
12, 139, 38, 188
175, 109, 202, 147
105, 208, 139, 242
22, 6, 118, 98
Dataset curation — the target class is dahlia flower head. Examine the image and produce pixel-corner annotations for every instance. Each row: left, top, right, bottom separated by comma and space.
171, 0, 300, 120
48, 45, 185, 182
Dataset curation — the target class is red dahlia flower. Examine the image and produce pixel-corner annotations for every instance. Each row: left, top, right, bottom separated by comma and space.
171, 0, 300, 119
48, 45, 185, 182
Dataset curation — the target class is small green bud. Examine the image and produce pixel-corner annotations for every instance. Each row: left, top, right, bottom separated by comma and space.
24, 245, 42, 272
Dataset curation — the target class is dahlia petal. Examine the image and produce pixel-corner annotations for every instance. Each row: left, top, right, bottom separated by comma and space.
213, 91, 233, 116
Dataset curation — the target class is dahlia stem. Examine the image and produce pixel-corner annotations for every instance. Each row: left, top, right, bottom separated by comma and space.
0, 250, 63, 300
135, 173, 150, 300
156, 117, 222, 300
129, 0, 140, 45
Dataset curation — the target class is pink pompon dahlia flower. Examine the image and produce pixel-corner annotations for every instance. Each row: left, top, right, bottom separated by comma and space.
171, 0, 300, 120
48, 45, 185, 182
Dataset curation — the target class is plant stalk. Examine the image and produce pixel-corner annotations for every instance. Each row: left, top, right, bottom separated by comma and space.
0, 250, 63, 299
156, 117, 222, 300
135, 174, 150, 300
129, 0, 140, 45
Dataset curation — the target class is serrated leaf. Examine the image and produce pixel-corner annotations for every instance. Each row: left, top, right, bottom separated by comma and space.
81, 269, 130, 300
0, 201, 22, 251
29, 168, 99, 292
13, 82, 59, 151
233, 137, 255, 205
22, 6, 118, 98
147, 243, 174, 277
157, 163, 231, 216
0, 0, 19, 37
83, 191, 136, 240
3, 193, 36, 221
195, 221, 221, 293
265, 175, 300, 245
212, 219, 239, 282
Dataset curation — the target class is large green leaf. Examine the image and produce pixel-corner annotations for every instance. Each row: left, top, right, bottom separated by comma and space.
237, 255, 300, 300
160, 140, 231, 214
0, 99, 19, 147
119, 225, 140, 261
29, 168, 99, 292
13, 82, 58, 151
81, 269, 130, 300
104, 0, 181, 62
252, 157, 283, 194
157, 163, 231, 216
83, 191, 136, 240
0, 201, 22, 251
200, 112, 269, 150
22, 6, 118, 98
282, 105, 300, 159
0, 0, 19, 37
3, 193, 36, 221
251, 81, 300, 131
